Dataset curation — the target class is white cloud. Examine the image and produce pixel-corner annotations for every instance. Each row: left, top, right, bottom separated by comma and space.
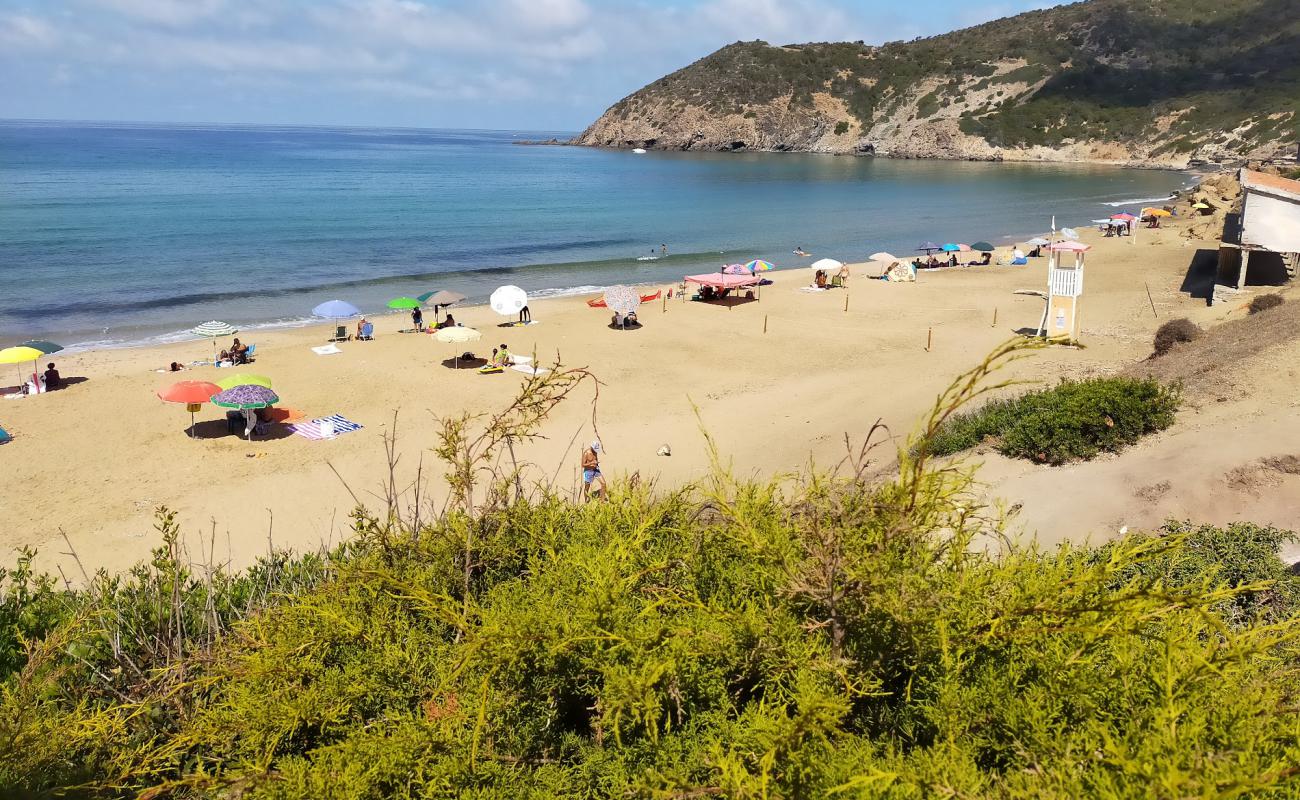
85, 0, 227, 27
0, 13, 62, 49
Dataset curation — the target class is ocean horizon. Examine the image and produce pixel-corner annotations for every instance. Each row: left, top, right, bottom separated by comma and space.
0, 119, 1192, 350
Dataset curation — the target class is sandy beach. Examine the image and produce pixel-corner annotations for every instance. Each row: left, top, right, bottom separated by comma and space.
3, 222, 1296, 577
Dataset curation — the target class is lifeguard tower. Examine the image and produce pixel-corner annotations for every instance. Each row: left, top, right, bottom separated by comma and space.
1020, 240, 1090, 341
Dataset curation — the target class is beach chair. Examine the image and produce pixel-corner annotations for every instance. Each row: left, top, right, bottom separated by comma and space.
358, 322, 374, 340
244, 343, 256, 362
329, 325, 348, 342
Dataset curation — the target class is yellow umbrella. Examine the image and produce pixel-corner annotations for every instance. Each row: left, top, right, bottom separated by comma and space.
216, 373, 272, 390
0, 346, 45, 392
1142, 207, 1172, 217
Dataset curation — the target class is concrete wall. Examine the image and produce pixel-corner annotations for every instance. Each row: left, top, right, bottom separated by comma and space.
1242, 191, 1300, 252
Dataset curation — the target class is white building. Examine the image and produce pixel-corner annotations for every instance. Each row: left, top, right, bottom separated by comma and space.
1230, 169, 1300, 288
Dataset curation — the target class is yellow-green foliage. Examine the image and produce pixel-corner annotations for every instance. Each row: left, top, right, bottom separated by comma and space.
3, 348, 1300, 799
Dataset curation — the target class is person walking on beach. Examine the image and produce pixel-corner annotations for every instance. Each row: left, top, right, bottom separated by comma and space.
411, 306, 424, 331
582, 440, 606, 500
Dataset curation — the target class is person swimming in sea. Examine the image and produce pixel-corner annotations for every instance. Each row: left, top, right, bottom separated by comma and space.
793, 246, 809, 257
660, 243, 667, 255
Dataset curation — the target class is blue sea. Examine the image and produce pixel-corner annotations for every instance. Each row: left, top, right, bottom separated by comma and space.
0, 120, 1191, 349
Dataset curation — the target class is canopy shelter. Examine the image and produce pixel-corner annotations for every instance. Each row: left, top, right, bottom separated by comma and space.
685, 272, 760, 304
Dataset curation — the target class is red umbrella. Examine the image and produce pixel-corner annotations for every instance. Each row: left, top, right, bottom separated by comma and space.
157, 381, 221, 438
1110, 212, 1137, 221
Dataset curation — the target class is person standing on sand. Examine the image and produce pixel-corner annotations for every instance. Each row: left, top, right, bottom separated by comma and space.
582, 440, 606, 500
412, 306, 423, 331
519, 305, 531, 324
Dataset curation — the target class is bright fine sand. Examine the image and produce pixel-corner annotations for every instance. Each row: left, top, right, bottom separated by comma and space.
3, 224, 1297, 576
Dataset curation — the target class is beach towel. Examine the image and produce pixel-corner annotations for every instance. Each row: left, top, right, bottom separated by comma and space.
799, 286, 828, 293
511, 364, 550, 377
290, 414, 363, 440
312, 344, 342, 356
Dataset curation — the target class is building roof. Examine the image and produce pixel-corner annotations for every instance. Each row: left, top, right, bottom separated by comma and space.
1239, 168, 1300, 203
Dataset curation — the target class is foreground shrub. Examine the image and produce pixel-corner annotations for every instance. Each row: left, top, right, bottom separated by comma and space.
2, 344, 1294, 799
1250, 293, 1285, 314
1153, 317, 1202, 356
928, 376, 1180, 464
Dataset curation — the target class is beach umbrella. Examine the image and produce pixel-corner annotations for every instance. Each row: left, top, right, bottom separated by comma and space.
313, 300, 360, 319
157, 380, 221, 438
810, 258, 843, 272
868, 252, 899, 264
421, 289, 466, 323
0, 345, 46, 392
1025, 237, 1051, 246
722, 263, 749, 275
19, 340, 63, 355
212, 384, 279, 409
192, 320, 238, 361
603, 286, 642, 315
940, 243, 961, 252
216, 373, 272, 390
212, 384, 279, 440
386, 297, 421, 310
1192, 201, 1210, 210
1060, 227, 1080, 240
916, 241, 941, 253
745, 259, 776, 272
1143, 208, 1171, 218
1110, 213, 1136, 221
970, 242, 995, 252
490, 285, 528, 317
435, 325, 482, 369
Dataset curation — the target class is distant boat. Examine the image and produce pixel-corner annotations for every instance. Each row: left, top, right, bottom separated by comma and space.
632, 148, 647, 154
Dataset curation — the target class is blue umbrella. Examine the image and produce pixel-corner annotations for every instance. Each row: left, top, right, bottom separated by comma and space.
917, 241, 941, 253
313, 300, 360, 319
941, 243, 961, 252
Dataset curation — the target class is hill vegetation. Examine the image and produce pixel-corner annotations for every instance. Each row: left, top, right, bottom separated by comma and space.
3, 347, 1300, 798
577, 0, 1299, 166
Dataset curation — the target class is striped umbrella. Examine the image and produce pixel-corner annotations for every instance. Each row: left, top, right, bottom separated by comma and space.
192, 321, 238, 361
744, 259, 775, 272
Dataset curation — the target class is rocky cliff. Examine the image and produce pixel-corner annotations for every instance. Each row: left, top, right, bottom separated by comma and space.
576, 0, 1298, 168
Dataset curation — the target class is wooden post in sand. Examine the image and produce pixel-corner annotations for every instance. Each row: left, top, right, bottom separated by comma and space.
844, 293, 849, 313
663, 293, 667, 314
926, 327, 933, 352
992, 307, 998, 328
763, 315, 768, 334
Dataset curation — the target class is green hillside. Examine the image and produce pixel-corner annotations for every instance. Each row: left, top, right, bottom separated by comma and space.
584, 0, 1299, 161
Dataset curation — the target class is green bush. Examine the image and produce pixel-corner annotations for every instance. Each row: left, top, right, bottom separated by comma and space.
833, 120, 850, 135
928, 377, 1179, 464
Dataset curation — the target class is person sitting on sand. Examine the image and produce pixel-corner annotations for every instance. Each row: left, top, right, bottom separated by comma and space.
355, 318, 367, 340
815, 270, 828, 289
980, 251, 992, 266
947, 253, 958, 268
582, 440, 606, 500
925, 255, 940, 268
438, 313, 457, 329
411, 307, 424, 331
494, 344, 513, 367
43, 363, 61, 390
168, 361, 186, 372
219, 338, 247, 364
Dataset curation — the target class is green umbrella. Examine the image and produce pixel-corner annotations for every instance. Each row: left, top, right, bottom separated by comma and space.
387, 297, 421, 310
212, 384, 279, 409
20, 340, 64, 355
971, 241, 996, 252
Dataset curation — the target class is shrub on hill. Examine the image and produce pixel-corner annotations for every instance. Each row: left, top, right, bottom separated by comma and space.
1153, 317, 1202, 356
1250, 293, 1285, 314
926, 376, 1179, 464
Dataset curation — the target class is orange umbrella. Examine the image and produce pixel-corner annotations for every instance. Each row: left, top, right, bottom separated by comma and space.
157, 381, 221, 438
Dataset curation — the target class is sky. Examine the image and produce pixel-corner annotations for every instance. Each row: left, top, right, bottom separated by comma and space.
0, 0, 1061, 131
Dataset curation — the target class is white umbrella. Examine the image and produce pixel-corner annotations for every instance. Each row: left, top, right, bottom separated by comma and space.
192, 320, 238, 361
435, 325, 482, 369
810, 258, 843, 272
1025, 237, 1050, 247
1060, 227, 1080, 240
868, 252, 898, 264
603, 286, 642, 315
490, 285, 528, 317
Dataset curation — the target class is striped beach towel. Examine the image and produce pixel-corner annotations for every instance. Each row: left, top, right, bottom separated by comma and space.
290, 414, 363, 441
